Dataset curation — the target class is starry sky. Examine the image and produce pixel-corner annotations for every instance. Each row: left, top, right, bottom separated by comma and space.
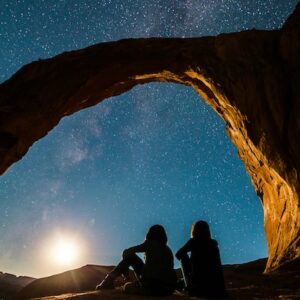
0, 0, 298, 278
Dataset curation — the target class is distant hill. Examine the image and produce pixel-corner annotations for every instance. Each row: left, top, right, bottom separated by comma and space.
16, 265, 115, 300
0, 272, 35, 299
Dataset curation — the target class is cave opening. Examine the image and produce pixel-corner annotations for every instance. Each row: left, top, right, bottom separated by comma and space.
0, 82, 267, 278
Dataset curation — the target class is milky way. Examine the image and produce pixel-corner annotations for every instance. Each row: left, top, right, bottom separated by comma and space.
0, 0, 298, 277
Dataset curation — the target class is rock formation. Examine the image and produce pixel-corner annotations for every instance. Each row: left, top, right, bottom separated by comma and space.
0, 4, 299, 272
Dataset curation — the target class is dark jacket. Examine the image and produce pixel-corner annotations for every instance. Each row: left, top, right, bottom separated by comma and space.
176, 237, 226, 296
128, 240, 177, 290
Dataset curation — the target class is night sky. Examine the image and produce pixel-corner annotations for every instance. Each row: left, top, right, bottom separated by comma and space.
0, 0, 298, 278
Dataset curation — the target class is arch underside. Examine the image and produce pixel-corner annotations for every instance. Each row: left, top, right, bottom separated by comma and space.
0, 6, 299, 272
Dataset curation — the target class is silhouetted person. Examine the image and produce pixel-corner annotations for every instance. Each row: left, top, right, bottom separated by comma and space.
96, 224, 177, 296
176, 220, 227, 298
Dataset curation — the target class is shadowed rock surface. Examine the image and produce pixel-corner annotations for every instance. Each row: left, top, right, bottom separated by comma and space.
0, 4, 299, 272
16, 265, 114, 300
14, 259, 300, 300
0, 272, 35, 300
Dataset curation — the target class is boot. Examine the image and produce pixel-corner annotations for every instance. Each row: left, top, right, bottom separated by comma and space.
96, 274, 115, 290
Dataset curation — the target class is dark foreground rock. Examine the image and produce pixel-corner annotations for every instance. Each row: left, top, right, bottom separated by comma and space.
31, 290, 188, 300
223, 258, 300, 299
14, 258, 300, 300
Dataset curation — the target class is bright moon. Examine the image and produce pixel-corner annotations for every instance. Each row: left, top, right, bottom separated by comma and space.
48, 236, 80, 266
38, 230, 88, 276
53, 239, 78, 265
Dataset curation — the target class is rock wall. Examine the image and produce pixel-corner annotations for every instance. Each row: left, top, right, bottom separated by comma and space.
0, 4, 299, 272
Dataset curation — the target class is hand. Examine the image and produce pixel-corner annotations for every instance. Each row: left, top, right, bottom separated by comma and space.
122, 249, 131, 258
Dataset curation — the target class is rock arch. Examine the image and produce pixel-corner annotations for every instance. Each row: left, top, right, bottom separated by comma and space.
0, 4, 299, 272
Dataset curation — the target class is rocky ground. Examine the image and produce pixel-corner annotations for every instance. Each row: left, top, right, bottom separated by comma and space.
221, 258, 300, 299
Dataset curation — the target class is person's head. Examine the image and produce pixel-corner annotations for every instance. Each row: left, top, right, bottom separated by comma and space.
190, 220, 211, 239
145, 224, 168, 245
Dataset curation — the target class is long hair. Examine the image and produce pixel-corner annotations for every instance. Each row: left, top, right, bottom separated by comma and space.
145, 224, 168, 245
191, 220, 211, 239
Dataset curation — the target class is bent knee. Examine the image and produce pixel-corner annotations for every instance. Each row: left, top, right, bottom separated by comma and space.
123, 281, 142, 294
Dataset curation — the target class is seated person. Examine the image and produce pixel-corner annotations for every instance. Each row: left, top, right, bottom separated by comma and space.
176, 220, 227, 298
96, 224, 177, 296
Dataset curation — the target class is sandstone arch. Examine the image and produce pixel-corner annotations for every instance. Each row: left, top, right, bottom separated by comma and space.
0, 5, 299, 272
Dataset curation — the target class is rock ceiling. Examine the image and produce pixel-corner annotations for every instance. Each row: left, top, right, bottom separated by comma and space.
0, 4, 299, 272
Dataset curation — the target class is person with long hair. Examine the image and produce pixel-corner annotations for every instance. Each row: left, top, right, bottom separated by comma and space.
96, 224, 177, 296
176, 220, 227, 298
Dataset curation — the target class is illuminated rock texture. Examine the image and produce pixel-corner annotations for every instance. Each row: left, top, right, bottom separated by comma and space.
0, 5, 299, 272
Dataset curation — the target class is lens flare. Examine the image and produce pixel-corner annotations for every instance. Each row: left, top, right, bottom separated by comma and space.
52, 238, 78, 265
44, 232, 84, 267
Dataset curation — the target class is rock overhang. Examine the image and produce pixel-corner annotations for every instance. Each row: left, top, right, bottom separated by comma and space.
0, 3, 299, 273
